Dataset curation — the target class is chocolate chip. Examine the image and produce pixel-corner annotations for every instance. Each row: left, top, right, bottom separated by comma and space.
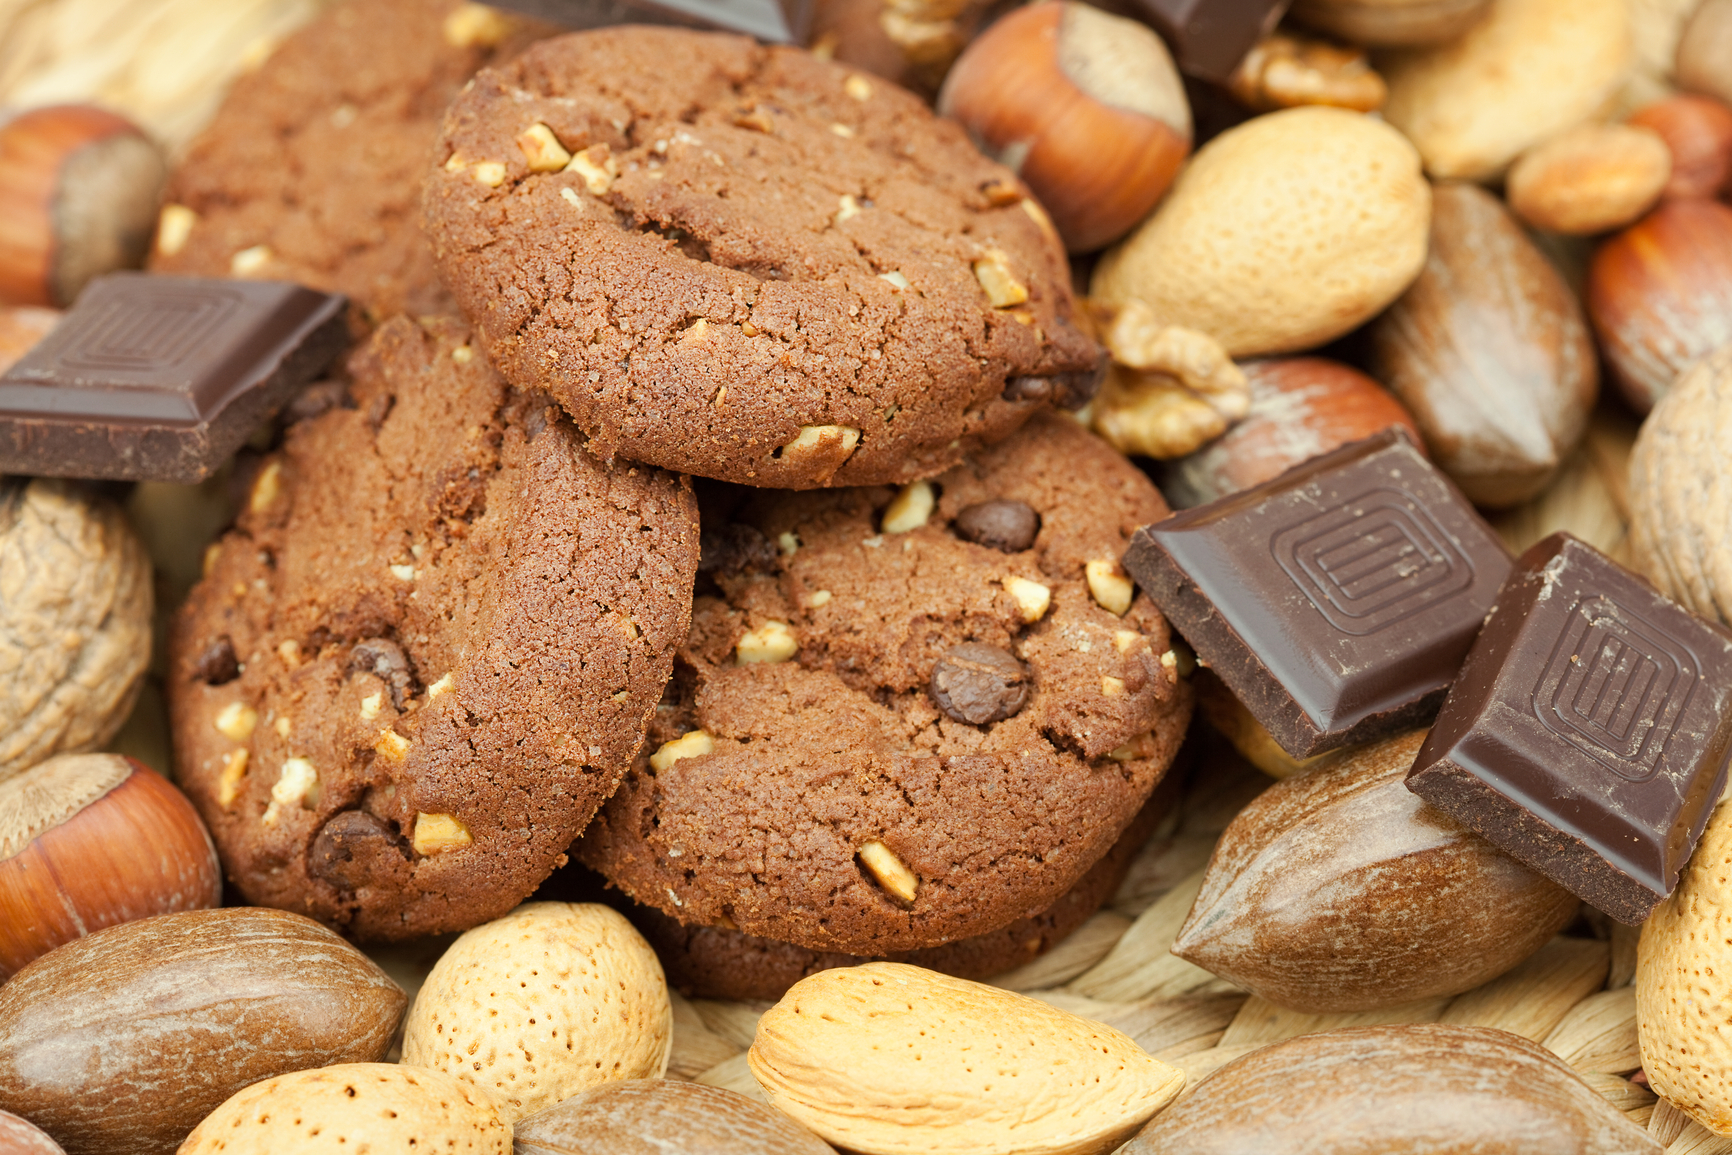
699, 522, 778, 575
283, 380, 347, 425
349, 637, 415, 709
931, 643, 1031, 725
308, 810, 406, 891
192, 636, 240, 685
1003, 357, 1106, 410
954, 500, 1040, 553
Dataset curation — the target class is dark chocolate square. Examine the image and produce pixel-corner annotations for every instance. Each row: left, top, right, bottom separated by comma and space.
1407, 532, 1732, 924
1125, 0, 1290, 80
1123, 428, 1511, 758
0, 273, 346, 483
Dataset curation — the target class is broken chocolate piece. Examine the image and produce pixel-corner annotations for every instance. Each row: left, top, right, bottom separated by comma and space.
1407, 532, 1732, 924
484, 0, 813, 42
0, 273, 347, 483
1124, 428, 1511, 759
1121, 0, 1292, 81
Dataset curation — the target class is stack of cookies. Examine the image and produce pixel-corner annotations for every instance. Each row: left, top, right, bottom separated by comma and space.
161, 0, 1192, 994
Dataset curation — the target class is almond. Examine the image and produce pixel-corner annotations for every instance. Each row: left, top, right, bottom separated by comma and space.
1171, 730, 1578, 1012
1638, 801, 1732, 1134
400, 902, 671, 1123
747, 962, 1184, 1155
514, 1079, 833, 1155
1122, 1024, 1660, 1153
1506, 123, 1671, 236
178, 1063, 507, 1155
0, 907, 404, 1155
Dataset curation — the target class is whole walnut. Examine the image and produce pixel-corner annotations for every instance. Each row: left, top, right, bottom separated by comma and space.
1629, 344, 1732, 625
0, 478, 153, 780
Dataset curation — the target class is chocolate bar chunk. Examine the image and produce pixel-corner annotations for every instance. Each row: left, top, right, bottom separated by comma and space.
1408, 533, 1732, 924
1123, 0, 1291, 81
1124, 429, 1511, 759
485, 0, 813, 42
0, 273, 346, 483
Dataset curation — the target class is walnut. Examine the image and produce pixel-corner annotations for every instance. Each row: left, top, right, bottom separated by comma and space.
0, 479, 153, 781
1629, 344, 1732, 624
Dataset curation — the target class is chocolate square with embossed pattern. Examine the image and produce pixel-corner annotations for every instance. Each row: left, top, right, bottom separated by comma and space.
1124, 428, 1510, 759
1409, 533, 1732, 923
0, 272, 346, 482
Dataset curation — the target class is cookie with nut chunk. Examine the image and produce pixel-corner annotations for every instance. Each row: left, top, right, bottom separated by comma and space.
422, 26, 1100, 489
575, 412, 1190, 955
151, 0, 553, 332
168, 315, 700, 940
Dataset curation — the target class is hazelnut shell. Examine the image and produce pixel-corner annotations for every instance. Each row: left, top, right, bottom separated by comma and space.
1626, 95, 1732, 201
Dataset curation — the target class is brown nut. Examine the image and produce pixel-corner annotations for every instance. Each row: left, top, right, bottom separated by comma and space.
1369, 182, 1598, 508
514, 1080, 835, 1155
1171, 730, 1578, 1012
0, 907, 406, 1155
1123, 1025, 1660, 1155
1289, 0, 1494, 46
1626, 95, 1732, 201
1677, 0, 1732, 111
0, 478, 154, 779
1586, 198, 1732, 413
1158, 356, 1423, 509
938, 0, 1191, 253
1627, 344, 1732, 626
1505, 123, 1671, 236
1226, 31, 1386, 113
0, 106, 167, 307
0, 754, 221, 982
0, 1110, 63, 1155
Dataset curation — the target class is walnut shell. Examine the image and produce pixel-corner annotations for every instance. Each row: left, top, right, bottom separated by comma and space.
1628, 343, 1732, 625
1171, 730, 1578, 1012
0, 478, 152, 782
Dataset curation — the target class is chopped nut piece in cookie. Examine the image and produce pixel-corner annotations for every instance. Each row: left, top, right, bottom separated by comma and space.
214, 701, 257, 741
229, 245, 273, 276
374, 730, 410, 761
248, 460, 281, 513
443, 2, 513, 48
881, 481, 935, 534
262, 757, 319, 826
217, 748, 248, 808
471, 161, 506, 187
844, 74, 872, 101
516, 123, 570, 171
858, 841, 918, 903
154, 204, 197, 257
413, 813, 473, 856
737, 621, 799, 664
651, 730, 713, 772
1003, 575, 1052, 622
565, 145, 617, 194
426, 672, 455, 698
973, 249, 1028, 308
1086, 560, 1134, 616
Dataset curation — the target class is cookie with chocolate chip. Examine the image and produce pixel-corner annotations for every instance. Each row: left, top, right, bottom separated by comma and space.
422, 25, 1099, 488
575, 412, 1190, 955
152, 0, 552, 332
169, 315, 699, 940
636, 779, 1175, 1001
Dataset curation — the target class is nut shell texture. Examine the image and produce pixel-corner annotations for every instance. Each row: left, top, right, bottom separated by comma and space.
1090, 106, 1429, 358
0, 1110, 63, 1155
178, 1063, 507, 1155
513, 1079, 835, 1155
0, 478, 151, 781
0, 907, 405, 1155
1639, 802, 1732, 1134
1628, 344, 1732, 626
748, 962, 1184, 1155
401, 902, 671, 1123
1122, 1024, 1659, 1154
1171, 730, 1577, 1012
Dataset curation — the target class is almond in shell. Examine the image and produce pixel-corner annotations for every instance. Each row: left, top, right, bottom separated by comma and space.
1171, 730, 1578, 1012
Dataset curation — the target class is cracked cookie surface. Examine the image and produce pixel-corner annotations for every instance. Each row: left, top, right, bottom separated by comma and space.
152, 0, 552, 332
422, 26, 1099, 488
168, 315, 699, 940
575, 412, 1190, 955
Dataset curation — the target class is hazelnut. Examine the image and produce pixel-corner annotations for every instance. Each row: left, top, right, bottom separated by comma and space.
1586, 198, 1732, 413
1158, 357, 1422, 509
1626, 95, 1732, 201
0, 105, 167, 307
1505, 124, 1671, 236
0, 753, 221, 981
1676, 0, 1732, 111
1370, 182, 1598, 508
1288, 0, 1494, 46
938, 1, 1191, 253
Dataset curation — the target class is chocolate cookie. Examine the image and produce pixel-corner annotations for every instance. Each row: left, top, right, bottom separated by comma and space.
422, 26, 1100, 488
169, 315, 699, 940
637, 781, 1174, 1001
151, 0, 551, 331
575, 412, 1190, 955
